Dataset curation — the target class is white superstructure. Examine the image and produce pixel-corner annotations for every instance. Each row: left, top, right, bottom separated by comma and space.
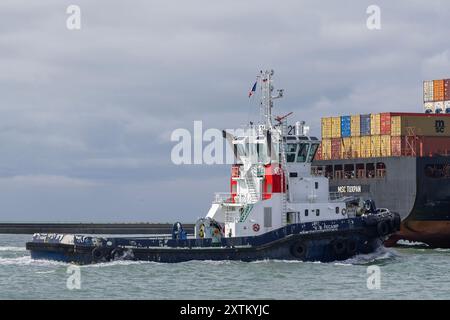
198, 70, 348, 239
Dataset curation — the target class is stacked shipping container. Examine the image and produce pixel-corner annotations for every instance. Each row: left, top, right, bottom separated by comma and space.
318, 112, 450, 160
423, 79, 450, 113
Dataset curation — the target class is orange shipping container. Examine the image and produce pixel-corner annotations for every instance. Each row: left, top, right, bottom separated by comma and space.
350, 136, 361, 158
351, 115, 360, 137
341, 137, 352, 159
321, 138, 332, 160
370, 113, 381, 135
360, 136, 371, 158
331, 117, 341, 138
370, 135, 381, 157
381, 135, 391, 157
321, 118, 332, 139
433, 80, 445, 101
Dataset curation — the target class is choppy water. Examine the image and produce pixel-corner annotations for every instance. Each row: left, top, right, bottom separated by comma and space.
0, 234, 449, 299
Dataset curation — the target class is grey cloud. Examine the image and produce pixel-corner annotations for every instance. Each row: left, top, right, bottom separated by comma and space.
0, 0, 449, 221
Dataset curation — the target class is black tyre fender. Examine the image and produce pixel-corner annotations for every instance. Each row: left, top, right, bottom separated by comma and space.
92, 247, 107, 261
346, 239, 357, 256
110, 247, 125, 260
332, 239, 346, 256
290, 241, 308, 259
364, 215, 378, 226
377, 220, 390, 236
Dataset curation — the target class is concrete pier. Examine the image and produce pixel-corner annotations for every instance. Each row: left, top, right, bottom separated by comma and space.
0, 223, 195, 235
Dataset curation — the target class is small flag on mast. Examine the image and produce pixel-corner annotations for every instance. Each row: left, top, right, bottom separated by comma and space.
248, 81, 257, 98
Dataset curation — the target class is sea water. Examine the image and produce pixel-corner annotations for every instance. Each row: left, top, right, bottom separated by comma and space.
0, 234, 448, 299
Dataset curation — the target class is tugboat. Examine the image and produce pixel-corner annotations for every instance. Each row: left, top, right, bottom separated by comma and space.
26, 70, 400, 264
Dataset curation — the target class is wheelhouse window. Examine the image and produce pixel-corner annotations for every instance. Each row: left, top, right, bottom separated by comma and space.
306, 143, 319, 163
286, 143, 298, 163
297, 143, 310, 163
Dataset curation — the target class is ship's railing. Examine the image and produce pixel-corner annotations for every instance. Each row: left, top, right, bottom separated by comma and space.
213, 193, 275, 204
329, 192, 345, 201
213, 193, 250, 204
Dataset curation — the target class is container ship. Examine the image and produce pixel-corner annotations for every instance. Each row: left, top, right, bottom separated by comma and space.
313, 79, 450, 248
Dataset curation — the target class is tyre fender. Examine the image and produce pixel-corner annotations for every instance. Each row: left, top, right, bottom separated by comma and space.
332, 239, 346, 256
291, 241, 308, 259
377, 220, 390, 237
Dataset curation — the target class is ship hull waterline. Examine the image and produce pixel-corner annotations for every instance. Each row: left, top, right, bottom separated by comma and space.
26, 217, 400, 265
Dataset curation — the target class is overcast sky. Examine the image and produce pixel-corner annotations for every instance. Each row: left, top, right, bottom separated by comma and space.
0, 0, 449, 222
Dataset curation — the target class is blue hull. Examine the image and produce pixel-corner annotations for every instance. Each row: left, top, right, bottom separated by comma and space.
26, 215, 400, 264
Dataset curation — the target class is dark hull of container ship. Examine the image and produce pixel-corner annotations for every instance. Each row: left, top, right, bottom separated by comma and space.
313, 156, 450, 248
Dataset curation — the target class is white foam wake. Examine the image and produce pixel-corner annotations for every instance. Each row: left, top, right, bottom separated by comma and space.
336, 246, 399, 266
0, 255, 67, 267
0, 246, 27, 252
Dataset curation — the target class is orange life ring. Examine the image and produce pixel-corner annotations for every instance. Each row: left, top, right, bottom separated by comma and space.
252, 223, 260, 232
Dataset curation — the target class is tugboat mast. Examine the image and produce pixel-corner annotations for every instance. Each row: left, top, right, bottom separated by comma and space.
259, 69, 284, 129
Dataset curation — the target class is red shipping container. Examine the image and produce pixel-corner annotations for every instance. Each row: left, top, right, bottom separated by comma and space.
391, 136, 402, 156
331, 138, 341, 159
315, 143, 323, 160
445, 79, 450, 101
420, 136, 450, 157
380, 113, 391, 135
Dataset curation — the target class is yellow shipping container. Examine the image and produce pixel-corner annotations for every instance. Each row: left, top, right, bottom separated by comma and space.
370, 135, 381, 157
341, 137, 352, 159
350, 136, 361, 158
351, 115, 360, 137
360, 136, 371, 158
321, 118, 332, 139
391, 116, 401, 136
370, 113, 381, 135
381, 135, 391, 156
321, 138, 332, 160
331, 117, 341, 138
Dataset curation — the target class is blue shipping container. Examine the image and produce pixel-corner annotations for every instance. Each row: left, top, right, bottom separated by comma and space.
341, 116, 351, 137
360, 114, 371, 136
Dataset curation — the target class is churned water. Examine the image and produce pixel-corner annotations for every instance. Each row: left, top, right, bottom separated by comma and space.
0, 234, 449, 300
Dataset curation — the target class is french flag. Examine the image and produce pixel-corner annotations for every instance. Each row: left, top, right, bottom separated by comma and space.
248, 81, 257, 98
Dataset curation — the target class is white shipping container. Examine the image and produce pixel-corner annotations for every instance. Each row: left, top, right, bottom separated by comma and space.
434, 101, 444, 113
424, 102, 434, 113
445, 101, 450, 112
423, 80, 434, 102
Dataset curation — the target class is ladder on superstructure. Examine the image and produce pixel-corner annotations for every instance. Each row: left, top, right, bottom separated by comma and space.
280, 119, 288, 226
245, 166, 260, 203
